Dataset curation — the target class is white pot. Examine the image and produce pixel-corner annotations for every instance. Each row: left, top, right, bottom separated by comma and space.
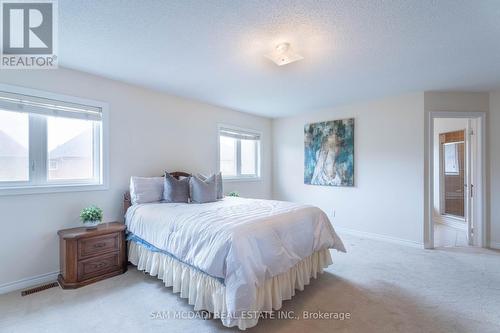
83, 220, 100, 228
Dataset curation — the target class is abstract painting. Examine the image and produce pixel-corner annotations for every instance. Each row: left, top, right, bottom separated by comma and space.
304, 118, 354, 186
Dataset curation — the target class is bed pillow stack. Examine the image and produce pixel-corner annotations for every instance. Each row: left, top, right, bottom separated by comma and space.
130, 172, 224, 205
163, 172, 223, 203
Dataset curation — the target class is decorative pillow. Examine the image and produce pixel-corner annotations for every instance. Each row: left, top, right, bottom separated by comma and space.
197, 172, 223, 199
163, 172, 190, 203
129, 176, 164, 205
190, 175, 217, 203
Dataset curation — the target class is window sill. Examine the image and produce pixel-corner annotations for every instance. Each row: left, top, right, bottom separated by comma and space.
222, 177, 262, 183
0, 183, 108, 196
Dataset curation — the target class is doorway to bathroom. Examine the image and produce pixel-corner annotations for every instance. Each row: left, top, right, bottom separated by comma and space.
426, 112, 486, 248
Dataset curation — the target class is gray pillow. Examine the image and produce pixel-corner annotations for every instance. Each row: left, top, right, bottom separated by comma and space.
190, 175, 217, 203
163, 172, 190, 203
198, 172, 223, 199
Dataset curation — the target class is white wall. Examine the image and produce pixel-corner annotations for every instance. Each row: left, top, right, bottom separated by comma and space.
424, 92, 490, 113
490, 92, 500, 249
0, 68, 272, 288
273, 93, 426, 244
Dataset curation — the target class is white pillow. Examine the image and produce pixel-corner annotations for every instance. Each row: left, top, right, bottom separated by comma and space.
130, 176, 164, 205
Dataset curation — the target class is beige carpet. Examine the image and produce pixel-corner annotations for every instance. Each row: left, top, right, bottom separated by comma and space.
1, 234, 499, 333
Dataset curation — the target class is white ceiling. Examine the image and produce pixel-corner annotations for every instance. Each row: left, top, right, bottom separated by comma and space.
59, 0, 500, 118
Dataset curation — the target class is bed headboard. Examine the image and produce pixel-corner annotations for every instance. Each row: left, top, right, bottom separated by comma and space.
123, 171, 191, 213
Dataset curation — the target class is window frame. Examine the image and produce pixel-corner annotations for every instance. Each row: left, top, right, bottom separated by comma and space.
0, 83, 109, 196
217, 124, 262, 182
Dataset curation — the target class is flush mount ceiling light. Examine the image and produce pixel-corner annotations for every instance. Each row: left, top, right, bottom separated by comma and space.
265, 42, 303, 66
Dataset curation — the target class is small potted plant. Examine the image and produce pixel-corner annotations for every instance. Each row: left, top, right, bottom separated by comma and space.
80, 205, 103, 228
227, 191, 240, 197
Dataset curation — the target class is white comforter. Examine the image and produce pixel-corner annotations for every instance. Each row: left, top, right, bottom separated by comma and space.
125, 197, 345, 316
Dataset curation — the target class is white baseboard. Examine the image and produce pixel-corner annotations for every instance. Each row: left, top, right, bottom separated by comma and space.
0, 271, 59, 295
335, 226, 424, 248
490, 242, 500, 250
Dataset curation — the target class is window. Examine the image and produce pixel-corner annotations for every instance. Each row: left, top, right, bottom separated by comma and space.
47, 116, 95, 181
0, 86, 108, 194
218, 125, 261, 180
0, 110, 29, 182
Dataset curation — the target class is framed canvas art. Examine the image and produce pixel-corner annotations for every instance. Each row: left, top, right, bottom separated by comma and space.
304, 118, 354, 186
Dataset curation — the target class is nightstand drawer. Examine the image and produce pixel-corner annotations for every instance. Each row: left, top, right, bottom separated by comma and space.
77, 253, 120, 281
78, 234, 119, 260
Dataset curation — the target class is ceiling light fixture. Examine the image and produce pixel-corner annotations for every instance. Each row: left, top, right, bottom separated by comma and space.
265, 42, 303, 66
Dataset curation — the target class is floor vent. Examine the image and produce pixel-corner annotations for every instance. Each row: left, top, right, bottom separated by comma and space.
21, 282, 59, 296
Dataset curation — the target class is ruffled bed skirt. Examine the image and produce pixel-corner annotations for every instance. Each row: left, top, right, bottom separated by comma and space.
128, 241, 333, 330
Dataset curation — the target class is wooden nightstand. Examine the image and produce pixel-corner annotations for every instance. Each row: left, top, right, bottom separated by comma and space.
58, 222, 127, 289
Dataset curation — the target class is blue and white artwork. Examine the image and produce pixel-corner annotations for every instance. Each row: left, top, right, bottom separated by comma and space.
304, 118, 354, 186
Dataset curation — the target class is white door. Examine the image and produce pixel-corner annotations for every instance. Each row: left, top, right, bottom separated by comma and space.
466, 119, 478, 245
465, 121, 472, 244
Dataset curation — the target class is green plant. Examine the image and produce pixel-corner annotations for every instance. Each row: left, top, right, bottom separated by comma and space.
80, 206, 103, 223
227, 191, 240, 197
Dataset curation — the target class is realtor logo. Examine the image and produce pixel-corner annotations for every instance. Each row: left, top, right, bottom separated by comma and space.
1, 0, 58, 69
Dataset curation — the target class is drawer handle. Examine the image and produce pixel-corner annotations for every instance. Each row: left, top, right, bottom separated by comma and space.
93, 242, 107, 248
93, 262, 108, 269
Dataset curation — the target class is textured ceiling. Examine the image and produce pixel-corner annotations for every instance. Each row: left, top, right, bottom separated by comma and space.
59, 0, 500, 118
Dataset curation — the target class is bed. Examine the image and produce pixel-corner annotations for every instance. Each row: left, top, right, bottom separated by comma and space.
124, 172, 345, 330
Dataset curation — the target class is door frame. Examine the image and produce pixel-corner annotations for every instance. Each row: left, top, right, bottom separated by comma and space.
425, 111, 486, 249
